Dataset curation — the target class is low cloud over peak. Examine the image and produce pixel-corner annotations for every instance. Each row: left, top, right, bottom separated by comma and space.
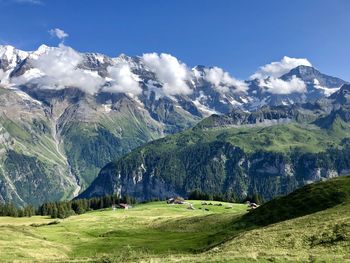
250, 56, 312, 95
203, 66, 248, 93
104, 63, 141, 95
259, 75, 307, 95
5, 43, 321, 97
141, 53, 192, 96
251, 56, 312, 80
13, 44, 104, 94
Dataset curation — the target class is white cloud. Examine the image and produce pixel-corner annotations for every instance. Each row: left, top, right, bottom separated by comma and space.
104, 63, 142, 95
12, 0, 43, 5
203, 66, 248, 93
251, 56, 312, 79
12, 44, 104, 94
49, 28, 69, 41
259, 75, 306, 94
141, 53, 192, 95
0, 69, 5, 83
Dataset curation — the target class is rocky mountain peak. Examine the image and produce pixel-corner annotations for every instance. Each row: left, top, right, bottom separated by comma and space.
0, 45, 28, 72
329, 84, 350, 104
282, 65, 347, 89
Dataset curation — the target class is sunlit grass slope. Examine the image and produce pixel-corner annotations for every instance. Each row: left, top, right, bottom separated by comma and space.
1, 177, 350, 263
0, 201, 246, 262
150, 122, 349, 155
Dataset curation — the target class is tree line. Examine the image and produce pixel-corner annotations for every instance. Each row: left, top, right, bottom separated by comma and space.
38, 193, 136, 219
188, 189, 264, 204
0, 203, 35, 217
0, 190, 262, 219
0, 193, 136, 219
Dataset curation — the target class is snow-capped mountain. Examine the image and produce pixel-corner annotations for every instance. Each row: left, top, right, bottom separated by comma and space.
0, 44, 348, 205
245, 65, 347, 109
1, 45, 347, 116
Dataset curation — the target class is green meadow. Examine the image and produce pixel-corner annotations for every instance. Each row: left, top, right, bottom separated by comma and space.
1, 192, 349, 262
0, 201, 246, 262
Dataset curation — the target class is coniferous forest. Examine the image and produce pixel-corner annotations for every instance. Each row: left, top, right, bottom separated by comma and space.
0, 194, 136, 219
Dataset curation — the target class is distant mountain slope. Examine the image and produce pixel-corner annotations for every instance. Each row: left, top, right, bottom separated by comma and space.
79, 85, 350, 201
0, 44, 348, 205
0, 86, 171, 206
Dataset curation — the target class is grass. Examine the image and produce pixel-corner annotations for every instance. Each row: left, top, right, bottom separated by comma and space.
244, 175, 350, 225
139, 122, 350, 158
202, 202, 350, 263
0, 201, 247, 262
1, 198, 349, 262
207, 176, 350, 263
1, 177, 350, 262
218, 123, 341, 153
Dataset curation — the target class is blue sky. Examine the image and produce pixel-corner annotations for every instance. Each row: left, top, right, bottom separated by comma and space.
0, 0, 349, 80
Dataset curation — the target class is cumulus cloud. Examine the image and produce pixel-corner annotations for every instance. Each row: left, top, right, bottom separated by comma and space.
251, 56, 312, 79
141, 53, 192, 95
104, 63, 142, 95
204, 66, 248, 93
49, 28, 69, 41
13, 44, 104, 94
259, 75, 307, 94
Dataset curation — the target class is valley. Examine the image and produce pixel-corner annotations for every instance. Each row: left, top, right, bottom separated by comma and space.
1, 2, 349, 263
0, 43, 349, 205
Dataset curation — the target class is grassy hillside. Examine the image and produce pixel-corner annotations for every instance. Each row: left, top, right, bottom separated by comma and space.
1, 177, 350, 262
205, 202, 350, 263
149, 122, 346, 154
244, 175, 350, 225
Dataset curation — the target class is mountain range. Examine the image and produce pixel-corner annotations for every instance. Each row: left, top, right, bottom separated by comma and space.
79, 84, 350, 201
0, 44, 348, 205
